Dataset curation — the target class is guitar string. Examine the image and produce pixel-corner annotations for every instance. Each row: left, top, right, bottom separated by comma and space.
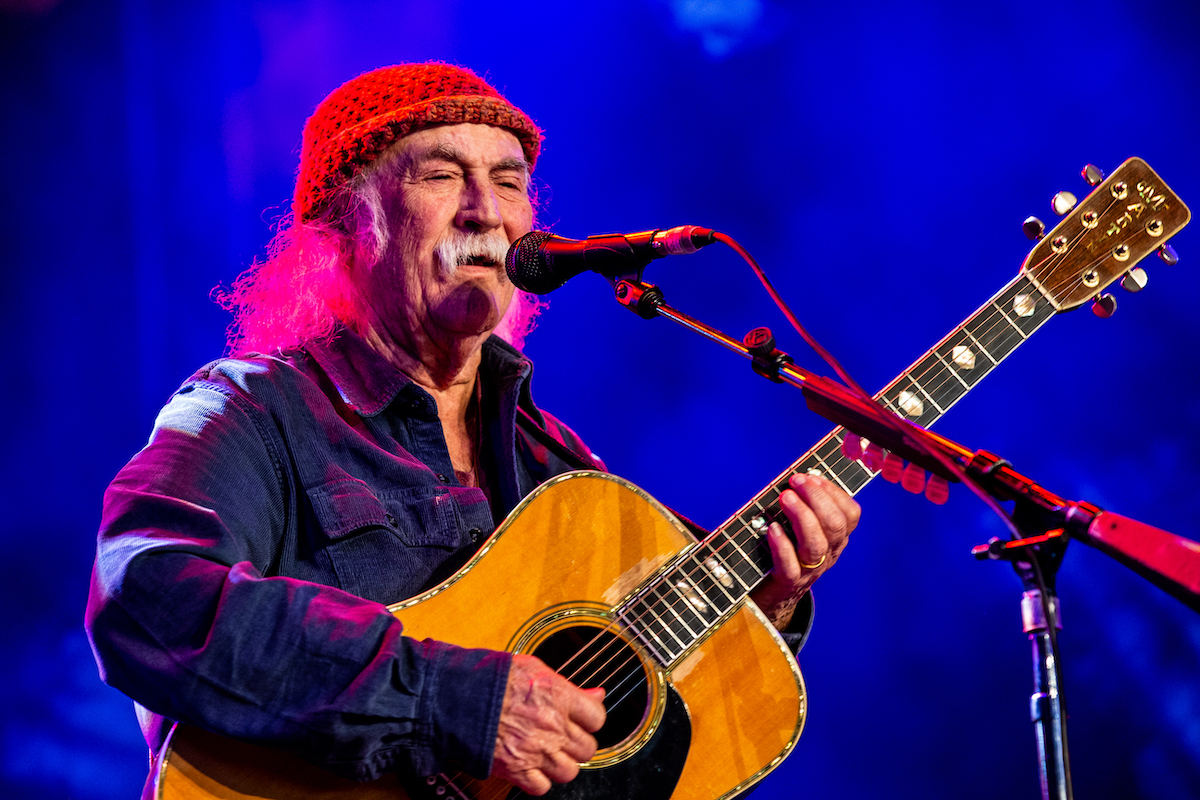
439, 190, 1152, 798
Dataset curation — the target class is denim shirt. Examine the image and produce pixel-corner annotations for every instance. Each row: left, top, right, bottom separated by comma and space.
85, 327, 812, 785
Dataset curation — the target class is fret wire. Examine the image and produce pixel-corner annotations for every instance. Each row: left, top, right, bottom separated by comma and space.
705, 540, 752, 594
653, 581, 706, 640
662, 568, 705, 633
676, 562, 724, 619
933, 352, 972, 390
617, 544, 747, 669
985, 303, 1028, 343
627, 595, 680, 654
690, 546, 739, 606
725, 530, 766, 584
638, 587, 691, 652
642, 559, 736, 652
811, 451, 854, 494
710, 534, 757, 593
994, 296, 1035, 338
624, 606, 676, 662
926, 351, 972, 404
902, 375, 945, 415
960, 327, 1000, 365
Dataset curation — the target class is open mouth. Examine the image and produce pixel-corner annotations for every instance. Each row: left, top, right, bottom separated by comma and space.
461, 255, 500, 268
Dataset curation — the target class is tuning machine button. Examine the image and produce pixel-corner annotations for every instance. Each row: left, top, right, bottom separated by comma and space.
1091, 293, 1118, 318
1082, 164, 1105, 186
1120, 267, 1148, 293
1158, 243, 1179, 265
1023, 216, 1046, 240
1052, 191, 1078, 216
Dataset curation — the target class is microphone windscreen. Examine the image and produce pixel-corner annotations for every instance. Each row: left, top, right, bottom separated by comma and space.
505, 230, 561, 294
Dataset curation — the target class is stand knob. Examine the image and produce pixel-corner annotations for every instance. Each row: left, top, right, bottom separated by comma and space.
743, 327, 776, 358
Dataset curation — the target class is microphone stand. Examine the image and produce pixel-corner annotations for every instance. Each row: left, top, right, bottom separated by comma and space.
609, 276, 1200, 800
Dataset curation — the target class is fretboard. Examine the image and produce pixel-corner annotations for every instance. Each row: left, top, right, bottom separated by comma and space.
616, 272, 1057, 667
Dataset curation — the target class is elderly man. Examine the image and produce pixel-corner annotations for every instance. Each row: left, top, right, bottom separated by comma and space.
86, 63, 859, 797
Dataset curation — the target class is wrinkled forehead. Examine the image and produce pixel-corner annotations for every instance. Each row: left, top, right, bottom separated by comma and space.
373, 123, 532, 182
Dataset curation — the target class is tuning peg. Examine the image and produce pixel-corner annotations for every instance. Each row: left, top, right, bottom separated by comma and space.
1052, 191, 1078, 216
1158, 243, 1179, 265
1120, 267, 1148, 293
1082, 164, 1105, 186
1091, 293, 1118, 318
1023, 216, 1046, 240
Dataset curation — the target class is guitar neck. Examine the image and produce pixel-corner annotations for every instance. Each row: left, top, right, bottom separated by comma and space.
618, 272, 1058, 667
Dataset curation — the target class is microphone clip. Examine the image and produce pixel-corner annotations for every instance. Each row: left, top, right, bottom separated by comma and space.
613, 279, 665, 320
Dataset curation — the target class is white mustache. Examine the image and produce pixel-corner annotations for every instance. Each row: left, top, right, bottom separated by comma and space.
433, 233, 511, 278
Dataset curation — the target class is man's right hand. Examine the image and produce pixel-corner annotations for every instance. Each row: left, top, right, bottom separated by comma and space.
491, 653, 607, 795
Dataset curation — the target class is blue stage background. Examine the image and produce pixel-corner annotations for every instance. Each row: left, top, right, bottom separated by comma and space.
3, 1, 1199, 797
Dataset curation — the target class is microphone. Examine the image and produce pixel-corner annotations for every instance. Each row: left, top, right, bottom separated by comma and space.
505, 226, 716, 294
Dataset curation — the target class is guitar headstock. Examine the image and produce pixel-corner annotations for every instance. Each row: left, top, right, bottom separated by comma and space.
1022, 157, 1190, 313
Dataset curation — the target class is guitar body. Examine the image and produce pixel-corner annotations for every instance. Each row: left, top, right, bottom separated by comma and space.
155, 471, 805, 800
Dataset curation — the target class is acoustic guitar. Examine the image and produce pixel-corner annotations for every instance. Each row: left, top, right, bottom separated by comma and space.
152, 157, 1188, 799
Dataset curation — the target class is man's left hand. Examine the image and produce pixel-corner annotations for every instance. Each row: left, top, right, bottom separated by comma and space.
749, 473, 860, 630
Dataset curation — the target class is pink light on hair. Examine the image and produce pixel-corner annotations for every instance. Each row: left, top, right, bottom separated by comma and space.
216, 217, 366, 356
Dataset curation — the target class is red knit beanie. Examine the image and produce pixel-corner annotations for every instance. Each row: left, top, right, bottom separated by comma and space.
294, 63, 542, 222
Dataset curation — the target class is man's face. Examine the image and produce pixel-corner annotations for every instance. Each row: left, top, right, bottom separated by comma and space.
366, 123, 534, 347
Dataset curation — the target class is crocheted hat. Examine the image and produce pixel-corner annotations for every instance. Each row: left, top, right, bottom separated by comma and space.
294, 63, 542, 222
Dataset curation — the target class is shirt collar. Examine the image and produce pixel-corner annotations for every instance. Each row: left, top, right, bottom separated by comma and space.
304, 326, 533, 418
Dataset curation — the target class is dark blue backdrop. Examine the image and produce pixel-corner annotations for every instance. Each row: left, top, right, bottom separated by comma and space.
4, 1, 1199, 797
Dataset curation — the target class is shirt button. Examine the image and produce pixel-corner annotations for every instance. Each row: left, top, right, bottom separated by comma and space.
436, 474, 449, 483
385, 513, 397, 527
468, 528, 481, 543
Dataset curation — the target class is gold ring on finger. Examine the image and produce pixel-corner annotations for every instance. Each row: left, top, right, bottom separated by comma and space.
799, 553, 827, 571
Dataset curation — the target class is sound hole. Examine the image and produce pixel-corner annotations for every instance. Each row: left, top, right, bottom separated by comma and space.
531, 625, 650, 750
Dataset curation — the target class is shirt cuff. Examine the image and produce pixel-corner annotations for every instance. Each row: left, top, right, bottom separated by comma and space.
422, 642, 513, 778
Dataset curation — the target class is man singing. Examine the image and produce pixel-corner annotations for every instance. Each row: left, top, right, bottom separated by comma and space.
86, 63, 859, 797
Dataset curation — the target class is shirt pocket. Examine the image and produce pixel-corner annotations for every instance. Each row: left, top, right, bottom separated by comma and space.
307, 478, 461, 549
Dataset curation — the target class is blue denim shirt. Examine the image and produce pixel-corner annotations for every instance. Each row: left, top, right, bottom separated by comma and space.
86, 327, 812, 785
